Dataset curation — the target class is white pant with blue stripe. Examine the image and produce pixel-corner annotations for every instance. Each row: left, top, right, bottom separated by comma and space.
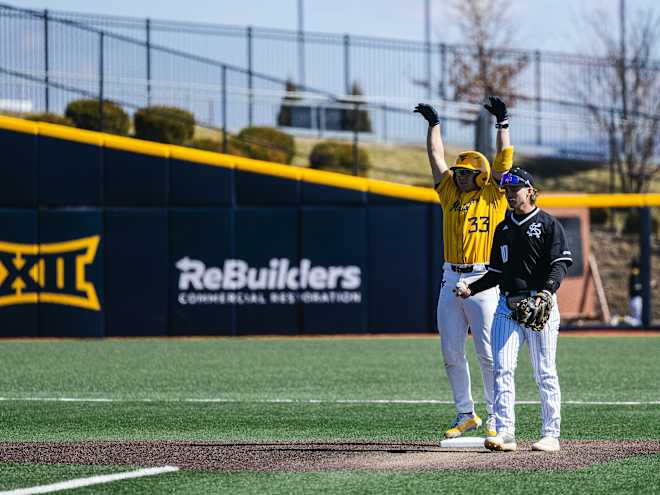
491, 294, 561, 438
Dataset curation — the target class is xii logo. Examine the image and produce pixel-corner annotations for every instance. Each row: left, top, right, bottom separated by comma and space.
0, 236, 100, 311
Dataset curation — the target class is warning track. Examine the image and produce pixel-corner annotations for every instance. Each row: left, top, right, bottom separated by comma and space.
1, 440, 659, 472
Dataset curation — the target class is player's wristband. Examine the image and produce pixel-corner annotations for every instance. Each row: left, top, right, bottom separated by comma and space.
495, 119, 510, 129
493, 146, 514, 174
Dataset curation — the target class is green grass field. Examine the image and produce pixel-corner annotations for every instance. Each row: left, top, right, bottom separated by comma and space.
0, 335, 659, 493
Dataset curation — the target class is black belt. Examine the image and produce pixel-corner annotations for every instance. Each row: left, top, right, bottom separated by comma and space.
504, 290, 538, 297
450, 265, 474, 273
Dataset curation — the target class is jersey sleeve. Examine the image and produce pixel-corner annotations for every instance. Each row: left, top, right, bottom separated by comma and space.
487, 225, 506, 274
434, 173, 455, 206
548, 218, 574, 267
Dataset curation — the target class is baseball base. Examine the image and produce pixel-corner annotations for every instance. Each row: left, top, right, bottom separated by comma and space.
440, 437, 486, 449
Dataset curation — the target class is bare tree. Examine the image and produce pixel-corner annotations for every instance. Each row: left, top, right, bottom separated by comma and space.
448, 0, 528, 102
413, 0, 528, 102
575, 4, 660, 193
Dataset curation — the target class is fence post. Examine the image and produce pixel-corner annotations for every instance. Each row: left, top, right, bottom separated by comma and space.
439, 43, 447, 99
475, 107, 493, 157
99, 32, 104, 132
247, 26, 253, 127
425, 37, 432, 100
146, 18, 152, 106
352, 102, 359, 176
298, 12, 305, 87
43, 9, 49, 113
439, 43, 447, 136
640, 207, 652, 328
535, 50, 542, 146
222, 65, 228, 153
343, 34, 351, 95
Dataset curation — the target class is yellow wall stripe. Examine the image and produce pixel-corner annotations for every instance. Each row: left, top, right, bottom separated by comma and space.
1, 115, 660, 207
103, 133, 169, 158
368, 179, 440, 203
233, 155, 302, 181
39, 121, 103, 146
538, 194, 660, 208
169, 144, 235, 169
0, 115, 38, 135
302, 168, 368, 192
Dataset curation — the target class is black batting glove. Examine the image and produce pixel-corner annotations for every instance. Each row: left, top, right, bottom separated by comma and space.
484, 96, 509, 124
414, 103, 439, 126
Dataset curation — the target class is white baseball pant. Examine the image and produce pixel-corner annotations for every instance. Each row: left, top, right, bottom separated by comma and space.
437, 264, 498, 415
491, 294, 561, 437
629, 296, 642, 325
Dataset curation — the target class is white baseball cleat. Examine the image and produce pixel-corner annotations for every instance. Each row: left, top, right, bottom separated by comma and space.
531, 436, 560, 452
484, 414, 497, 437
484, 432, 517, 452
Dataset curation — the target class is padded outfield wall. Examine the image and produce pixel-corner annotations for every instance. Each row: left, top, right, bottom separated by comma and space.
0, 116, 595, 337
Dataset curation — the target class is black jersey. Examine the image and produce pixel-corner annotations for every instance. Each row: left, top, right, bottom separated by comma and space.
487, 208, 573, 293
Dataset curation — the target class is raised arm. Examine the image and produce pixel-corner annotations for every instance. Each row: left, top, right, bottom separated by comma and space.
484, 96, 513, 182
496, 122, 511, 153
414, 103, 450, 186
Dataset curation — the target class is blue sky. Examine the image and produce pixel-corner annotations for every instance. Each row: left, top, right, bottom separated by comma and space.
9, 0, 658, 54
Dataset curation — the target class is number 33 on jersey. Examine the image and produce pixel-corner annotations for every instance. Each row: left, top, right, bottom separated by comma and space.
435, 175, 507, 265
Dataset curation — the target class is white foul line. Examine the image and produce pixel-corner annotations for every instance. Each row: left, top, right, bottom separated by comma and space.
0, 397, 659, 406
0, 466, 179, 495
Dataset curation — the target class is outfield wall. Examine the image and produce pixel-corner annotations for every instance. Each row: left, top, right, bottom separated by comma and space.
0, 116, 654, 337
0, 117, 445, 337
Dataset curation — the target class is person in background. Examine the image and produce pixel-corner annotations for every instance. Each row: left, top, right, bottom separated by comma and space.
625, 257, 643, 327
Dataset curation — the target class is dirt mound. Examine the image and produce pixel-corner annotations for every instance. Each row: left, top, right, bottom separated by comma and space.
1, 440, 659, 472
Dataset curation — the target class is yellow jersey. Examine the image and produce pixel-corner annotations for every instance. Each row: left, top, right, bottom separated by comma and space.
435, 174, 507, 265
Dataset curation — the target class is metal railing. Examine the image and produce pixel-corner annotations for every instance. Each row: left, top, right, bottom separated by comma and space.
0, 3, 657, 163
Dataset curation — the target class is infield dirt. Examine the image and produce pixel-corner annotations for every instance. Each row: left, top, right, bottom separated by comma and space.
1, 440, 659, 472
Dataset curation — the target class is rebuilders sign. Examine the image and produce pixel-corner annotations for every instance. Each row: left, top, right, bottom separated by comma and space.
176, 257, 362, 305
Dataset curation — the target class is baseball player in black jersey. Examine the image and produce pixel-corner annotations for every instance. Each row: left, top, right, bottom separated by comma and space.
455, 167, 573, 452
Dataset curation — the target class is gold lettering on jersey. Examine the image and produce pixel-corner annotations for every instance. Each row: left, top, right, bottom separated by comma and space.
450, 199, 477, 213
0, 236, 100, 311
436, 180, 507, 265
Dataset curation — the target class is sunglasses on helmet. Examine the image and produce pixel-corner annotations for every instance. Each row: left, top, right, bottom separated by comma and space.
452, 168, 478, 177
500, 172, 532, 188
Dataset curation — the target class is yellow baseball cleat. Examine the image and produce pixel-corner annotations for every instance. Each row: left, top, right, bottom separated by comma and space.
444, 412, 482, 439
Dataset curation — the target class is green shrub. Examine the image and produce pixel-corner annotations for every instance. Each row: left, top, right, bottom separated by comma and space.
309, 140, 371, 174
188, 136, 283, 162
65, 99, 129, 135
189, 138, 222, 153
237, 126, 295, 164
24, 112, 74, 126
133, 106, 195, 145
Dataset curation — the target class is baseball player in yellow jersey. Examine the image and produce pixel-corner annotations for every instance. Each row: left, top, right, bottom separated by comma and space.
414, 97, 513, 439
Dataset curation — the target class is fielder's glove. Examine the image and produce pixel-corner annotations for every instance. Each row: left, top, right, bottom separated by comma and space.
484, 96, 509, 126
414, 103, 439, 126
512, 290, 553, 331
